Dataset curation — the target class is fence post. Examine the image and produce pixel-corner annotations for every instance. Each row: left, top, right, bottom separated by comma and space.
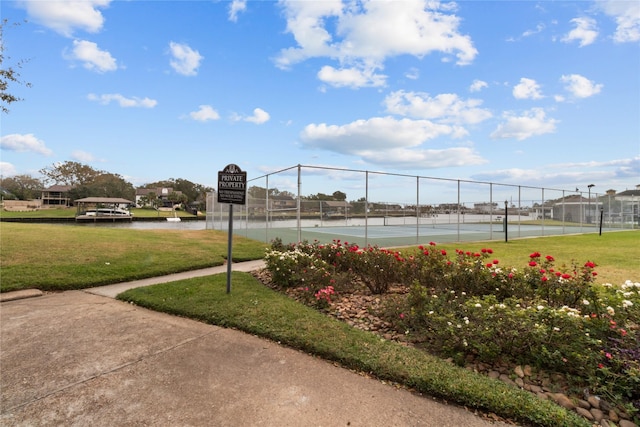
416, 176, 420, 244
297, 164, 301, 243
365, 171, 369, 246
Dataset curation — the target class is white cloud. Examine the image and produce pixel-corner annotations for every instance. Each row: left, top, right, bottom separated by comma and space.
384, 90, 492, 125
356, 146, 486, 169
560, 74, 603, 98
405, 67, 420, 80
169, 42, 203, 76
228, 0, 247, 22
317, 65, 386, 88
301, 116, 456, 153
0, 162, 17, 177
244, 108, 271, 124
490, 108, 558, 141
19, 0, 110, 37
562, 17, 598, 47
189, 105, 220, 122
472, 156, 640, 188
71, 150, 97, 162
0, 133, 53, 156
469, 79, 488, 92
65, 40, 117, 73
276, 0, 477, 88
300, 116, 486, 168
522, 23, 545, 38
597, 0, 640, 43
87, 93, 157, 108
513, 78, 543, 100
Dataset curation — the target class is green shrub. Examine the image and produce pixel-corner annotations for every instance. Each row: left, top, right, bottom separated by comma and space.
263, 239, 640, 416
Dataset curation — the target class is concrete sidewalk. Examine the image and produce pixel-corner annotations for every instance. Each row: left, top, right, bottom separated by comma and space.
84, 259, 267, 298
1, 261, 510, 426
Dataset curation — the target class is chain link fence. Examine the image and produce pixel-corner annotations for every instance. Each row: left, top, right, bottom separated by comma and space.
207, 165, 639, 246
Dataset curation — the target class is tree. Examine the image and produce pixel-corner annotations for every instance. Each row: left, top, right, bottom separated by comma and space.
0, 174, 43, 200
39, 161, 135, 201
81, 173, 135, 200
143, 178, 213, 205
168, 191, 188, 209
39, 161, 102, 186
332, 191, 347, 201
138, 192, 159, 209
247, 186, 295, 200
1, 19, 31, 114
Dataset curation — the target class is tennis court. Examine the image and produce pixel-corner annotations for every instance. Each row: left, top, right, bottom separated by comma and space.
231, 217, 604, 247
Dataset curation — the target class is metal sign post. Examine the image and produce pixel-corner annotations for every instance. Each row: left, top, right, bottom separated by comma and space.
217, 164, 247, 294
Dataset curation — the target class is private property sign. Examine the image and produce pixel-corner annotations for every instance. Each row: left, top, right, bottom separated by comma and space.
217, 164, 247, 205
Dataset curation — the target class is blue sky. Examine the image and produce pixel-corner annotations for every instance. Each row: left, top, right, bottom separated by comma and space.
1, 0, 639, 203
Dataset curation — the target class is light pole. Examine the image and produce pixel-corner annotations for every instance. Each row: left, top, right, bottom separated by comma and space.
587, 184, 595, 224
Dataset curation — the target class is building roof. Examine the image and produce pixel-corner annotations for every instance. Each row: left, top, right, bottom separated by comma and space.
322, 201, 353, 207
44, 185, 75, 192
75, 197, 134, 204
616, 188, 640, 197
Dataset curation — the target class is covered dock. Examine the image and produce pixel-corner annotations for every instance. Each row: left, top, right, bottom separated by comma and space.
75, 197, 134, 221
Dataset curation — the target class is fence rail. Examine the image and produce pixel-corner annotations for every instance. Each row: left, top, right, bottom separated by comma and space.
207, 164, 639, 246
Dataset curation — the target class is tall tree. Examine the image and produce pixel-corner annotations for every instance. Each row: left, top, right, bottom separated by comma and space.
143, 178, 213, 204
1, 19, 31, 114
0, 174, 43, 200
83, 173, 135, 200
39, 161, 102, 186
332, 191, 347, 201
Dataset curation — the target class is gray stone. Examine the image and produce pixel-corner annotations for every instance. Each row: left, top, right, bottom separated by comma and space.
588, 395, 601, 409
550, 393, 576, 410
498, 374, 517, 388
528, 384, 543, 393
514, 365, 525, 378
575, 407, 594, 420
577, 399, 591, 409
609, 409, 620, 422
590, 408, 604, 422
619, 420, 638, 427
487, 370, 500, 379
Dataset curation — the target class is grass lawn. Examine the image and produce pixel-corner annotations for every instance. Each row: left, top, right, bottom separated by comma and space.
423, 231, 639, 286
0, 207, 200, 219
0, 222, 266, 292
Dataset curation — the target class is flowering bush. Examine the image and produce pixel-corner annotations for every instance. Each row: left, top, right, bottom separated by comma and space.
314, 285, 336, 309
263, 239, 640, 415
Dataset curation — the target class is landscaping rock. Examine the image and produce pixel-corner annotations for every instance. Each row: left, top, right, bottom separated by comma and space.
619, 420, 639, 427
514, 365, 525, 378
588, 395, 601, 409
575, 407, 594, 420
498, 374, 517, 388
590, 408, 604, 422
577, 399, 591, 409
609, 409, 620, 422
550, 393, 575, 410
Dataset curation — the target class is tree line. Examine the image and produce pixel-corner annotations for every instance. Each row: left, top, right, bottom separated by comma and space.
0, 161, 213, 208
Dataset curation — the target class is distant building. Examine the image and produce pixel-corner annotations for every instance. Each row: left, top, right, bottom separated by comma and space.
613, 185, 640, 224
41, 185, 74, 207
135, 187, 183, 208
